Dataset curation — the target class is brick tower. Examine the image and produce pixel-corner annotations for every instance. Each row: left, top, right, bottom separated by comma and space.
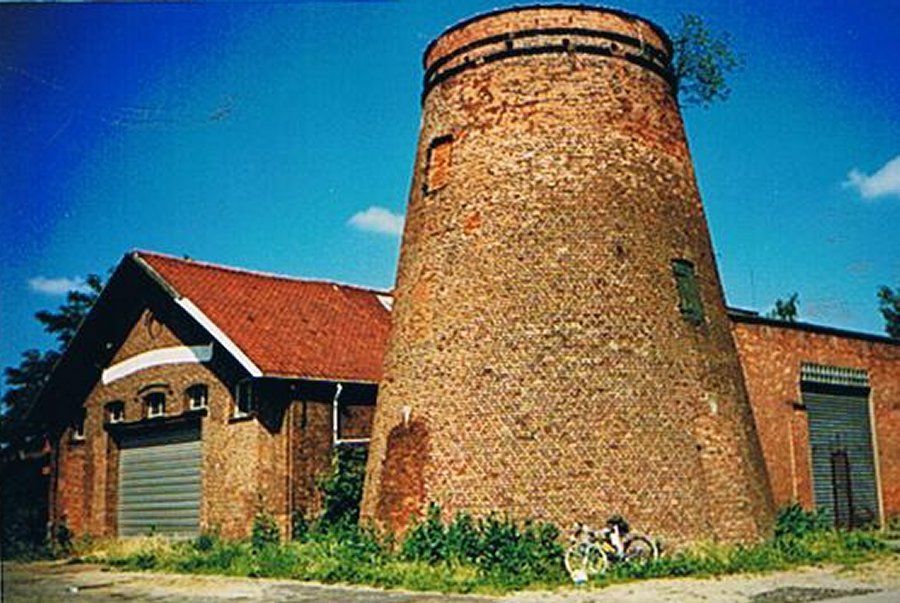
361, 5, 775, 544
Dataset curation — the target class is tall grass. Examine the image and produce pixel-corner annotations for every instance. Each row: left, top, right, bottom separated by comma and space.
75, 505, 892, 594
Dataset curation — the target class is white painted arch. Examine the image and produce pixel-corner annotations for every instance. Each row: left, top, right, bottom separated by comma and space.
101, 344, 214, 385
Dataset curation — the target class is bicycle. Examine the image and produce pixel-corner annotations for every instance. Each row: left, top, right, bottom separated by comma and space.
564, 516, 658, 583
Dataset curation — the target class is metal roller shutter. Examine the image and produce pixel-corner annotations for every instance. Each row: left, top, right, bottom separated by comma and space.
118, 426, 201, 537
803, 392, 879, 528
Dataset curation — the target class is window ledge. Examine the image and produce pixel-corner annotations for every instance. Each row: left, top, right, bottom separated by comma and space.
228, 413, 255, 424
105, 410, 206, 439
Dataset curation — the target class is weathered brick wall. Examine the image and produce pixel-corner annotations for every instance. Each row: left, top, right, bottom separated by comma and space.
52, 306, 294, 539
290, 401, 332, 521
342, 404, 375, 440
288, 402, 374, 522
732, 320, 900, 522
51, 298, 366, 540
53, 437, 86, 535
362, 6, 775, 545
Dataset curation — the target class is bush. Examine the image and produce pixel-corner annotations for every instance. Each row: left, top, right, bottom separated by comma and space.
401, 503, 447, 564
291, 510, 310, 542
50, 516, 74, 557
193, 531, 219, 553
400, 504, 564, 588
318, 446, 368, 527
251, 506, 280, 551
446, 512, 481, 565
775, 504, 830, 541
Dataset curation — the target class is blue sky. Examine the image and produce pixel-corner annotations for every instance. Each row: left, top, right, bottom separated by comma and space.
2, 1, 898, 377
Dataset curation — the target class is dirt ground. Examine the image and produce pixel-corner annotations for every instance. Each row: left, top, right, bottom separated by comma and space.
2, 555, 899, 603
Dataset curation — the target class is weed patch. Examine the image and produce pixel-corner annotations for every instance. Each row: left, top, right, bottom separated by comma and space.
76, 505, 893, 594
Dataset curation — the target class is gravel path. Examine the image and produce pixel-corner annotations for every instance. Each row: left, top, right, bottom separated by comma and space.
2, 556, 898, 603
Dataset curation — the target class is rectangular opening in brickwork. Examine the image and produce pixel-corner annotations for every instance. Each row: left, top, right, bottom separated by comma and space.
71, 408, 86, 441
672, 259, 704, 324
186, 383, 209, 410
144, 392, 166, 418
424, 134, 453, 193
106, 401, 125, 424
234, 380, 256, 418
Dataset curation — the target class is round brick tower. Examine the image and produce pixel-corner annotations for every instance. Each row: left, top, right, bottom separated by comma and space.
361, 5, 775, 544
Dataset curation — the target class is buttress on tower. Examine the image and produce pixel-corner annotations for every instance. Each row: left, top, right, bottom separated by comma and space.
361, 5, 775, 544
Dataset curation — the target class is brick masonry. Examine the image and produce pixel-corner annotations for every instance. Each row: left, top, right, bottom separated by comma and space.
731, 318, 900, 523
361, 6, 776, 545
52, 302, 373, 539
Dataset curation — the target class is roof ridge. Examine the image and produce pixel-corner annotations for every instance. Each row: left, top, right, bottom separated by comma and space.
131, 249, 393, 296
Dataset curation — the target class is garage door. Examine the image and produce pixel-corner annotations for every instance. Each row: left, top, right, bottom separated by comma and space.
118, 426, 201, 537
804, 391, 879, 529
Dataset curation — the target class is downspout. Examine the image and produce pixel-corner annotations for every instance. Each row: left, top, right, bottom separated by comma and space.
332, 383, 343, 446
286, 402, 293, 539
332, 382, 370, 447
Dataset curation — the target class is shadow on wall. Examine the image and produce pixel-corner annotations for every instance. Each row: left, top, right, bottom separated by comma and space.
376, 419, 429, 533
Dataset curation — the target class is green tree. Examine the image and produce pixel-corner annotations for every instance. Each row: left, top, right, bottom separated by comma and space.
877, 285, 899, 339
767, 293, 800, 322
1, 275, 103, 447
671, 13, 742, 108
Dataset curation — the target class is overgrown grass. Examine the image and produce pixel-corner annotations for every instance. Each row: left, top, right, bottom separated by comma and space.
72, 505, 894, 594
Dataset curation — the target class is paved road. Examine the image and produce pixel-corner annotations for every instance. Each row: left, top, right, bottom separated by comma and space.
1, 562, 492, 603
3, 560, 900, 603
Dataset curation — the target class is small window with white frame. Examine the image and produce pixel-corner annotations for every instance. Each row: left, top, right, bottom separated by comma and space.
72, 409, 86, 441
144, 392, 166, 419
106, 401, 125, 424
234, 381, 255, 418
185, 384, 208, 410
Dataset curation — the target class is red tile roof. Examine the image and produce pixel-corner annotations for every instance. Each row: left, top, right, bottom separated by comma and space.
134, 251, 391, 382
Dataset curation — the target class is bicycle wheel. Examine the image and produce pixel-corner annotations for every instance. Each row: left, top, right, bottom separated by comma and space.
623, 535, 658, 563
565, 542, 608, 578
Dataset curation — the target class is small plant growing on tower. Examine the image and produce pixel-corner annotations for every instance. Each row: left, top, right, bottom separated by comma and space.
671, 13, 742, 108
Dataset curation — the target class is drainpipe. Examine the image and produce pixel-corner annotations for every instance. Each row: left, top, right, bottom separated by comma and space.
331, 383, 342, 446
332, 382, 370, 447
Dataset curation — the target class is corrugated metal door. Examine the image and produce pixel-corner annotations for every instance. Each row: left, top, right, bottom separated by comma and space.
804, 392, 879, 528
118, 427, 201, 537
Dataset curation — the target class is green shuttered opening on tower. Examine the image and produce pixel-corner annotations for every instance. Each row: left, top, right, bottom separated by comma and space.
672, 259, 704, 324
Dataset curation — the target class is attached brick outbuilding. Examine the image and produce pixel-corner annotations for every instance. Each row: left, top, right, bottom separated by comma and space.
36, 251, 390, 539
730, 311, 900, 528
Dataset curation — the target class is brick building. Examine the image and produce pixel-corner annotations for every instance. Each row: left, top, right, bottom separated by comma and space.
31, 5, 899, 545
33, 252, 900, 541
34, 251, 390, 538
730, 311, 900, 529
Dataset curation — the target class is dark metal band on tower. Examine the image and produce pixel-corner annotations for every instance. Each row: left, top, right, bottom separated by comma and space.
361, 5, 775, 544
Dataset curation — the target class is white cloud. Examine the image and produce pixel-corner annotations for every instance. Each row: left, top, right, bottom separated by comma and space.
843, 155, 900, 200
348, 206, 405, 236
28, 276, 87, 296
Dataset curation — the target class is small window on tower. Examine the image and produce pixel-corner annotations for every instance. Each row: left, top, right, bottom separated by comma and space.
185, 384, 208, 410
672, 259, 705, 324
106, 401, 125, 424
145, 392, 166, 419
424, 135, 453, 193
